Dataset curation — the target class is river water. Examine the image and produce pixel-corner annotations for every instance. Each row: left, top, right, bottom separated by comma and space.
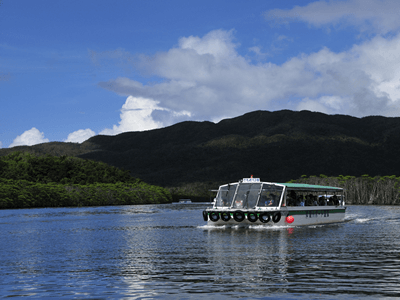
1, 204, 399, 299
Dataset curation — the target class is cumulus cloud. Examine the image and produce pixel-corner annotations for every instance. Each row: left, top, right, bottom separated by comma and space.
265, 0, 400, 35
7, 96, 191, 147
10, 127, 50, 148
98, 28, 400, 120
64, 129, 96, 143
0, 141, 2, 149
100, 96, 191, 135
99, 30, 276, 120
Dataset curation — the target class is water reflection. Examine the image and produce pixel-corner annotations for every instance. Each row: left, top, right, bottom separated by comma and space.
200, 226, 292, 295
1, 205, 400, 298
110, 205, 214, 297
200, 208, 400, 298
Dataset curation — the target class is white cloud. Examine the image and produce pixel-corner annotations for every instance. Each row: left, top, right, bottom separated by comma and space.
98, 28, 400, 121
297, 98, 332, 114
248, 46, 268, 59
297, 95, 352, 114
265, 0, 400, 35
10, 127, 49, 148
64, 129, 96, 143
99, 30, 275, 120
100, 96, 191, 135
178, 29, 239, 61
0, 141, 2, 149
102, 96, 163, 135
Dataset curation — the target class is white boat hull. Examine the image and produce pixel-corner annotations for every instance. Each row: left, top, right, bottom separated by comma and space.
205, 206, 346, 226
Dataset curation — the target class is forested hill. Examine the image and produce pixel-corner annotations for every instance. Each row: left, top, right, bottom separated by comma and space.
0, 152, 134, 185
0, 152, 171, 209
2, 109, 400, 187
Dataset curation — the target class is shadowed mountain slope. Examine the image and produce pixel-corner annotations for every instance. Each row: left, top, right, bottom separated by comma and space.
78, 110, 400, 186
3, 110, 400, 186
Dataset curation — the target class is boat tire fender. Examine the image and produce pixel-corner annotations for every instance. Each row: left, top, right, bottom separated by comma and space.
209, 211, 220, 222
259, 212, 270, 223
233, 210, 245, 222
221, 212, 231, 222
247, 212, 258, 223
202, 211, 208, 221
272, 212, 282, 223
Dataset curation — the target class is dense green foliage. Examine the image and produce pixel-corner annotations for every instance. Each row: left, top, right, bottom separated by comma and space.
289, 174, 400, 205
0, 141, 97, 157
0, 179, 171, 209
0, 152, 134, 185
167, 181, 217, 202
0, 152, 171, 209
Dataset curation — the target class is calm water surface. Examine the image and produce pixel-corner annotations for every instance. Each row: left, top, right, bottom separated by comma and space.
1, 204, 400, 299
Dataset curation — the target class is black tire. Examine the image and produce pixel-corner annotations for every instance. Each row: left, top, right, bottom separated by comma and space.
233, 210, 245, 222
247, 212, 258, 223
202, 211, 208, 221
221, 212, 231, 222
259, 212, 270, 223
272, 212, 281, 223
209, 211, 220, 222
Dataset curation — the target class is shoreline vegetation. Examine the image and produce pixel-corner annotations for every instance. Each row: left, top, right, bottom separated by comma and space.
0, 152, 171, 209
1, 152, 400, 209
288, 175, 400, 205
168, 175, 400, 206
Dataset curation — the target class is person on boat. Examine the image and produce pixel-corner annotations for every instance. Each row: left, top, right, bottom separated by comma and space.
313, 195, 319, 206
287, 191, 296, 206
319, 196, 327, 206
259, 192, 268, 206
221, 196, 229, 207
332, 195, 339, 206
267, 194, 276, 206
235, 199, 243, 208
305, 194, 313, 206
295, 195, 303, 206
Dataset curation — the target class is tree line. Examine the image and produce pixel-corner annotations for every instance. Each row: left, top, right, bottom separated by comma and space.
168, 174, 400, 205
289, 174, 400, 205
2, 152, 400, 207
0, 152, 171, 209
0, 151, 134, 184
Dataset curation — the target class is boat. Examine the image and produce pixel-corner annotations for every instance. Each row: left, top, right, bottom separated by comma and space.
202, 177, 346, 226
179, 199, 192, 204
172, 199, 214, 205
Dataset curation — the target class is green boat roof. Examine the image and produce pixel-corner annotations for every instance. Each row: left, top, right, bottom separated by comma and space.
279, 183, 343, 192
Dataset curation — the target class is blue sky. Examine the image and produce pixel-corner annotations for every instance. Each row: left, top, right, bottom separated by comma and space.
2, 0, 400, 148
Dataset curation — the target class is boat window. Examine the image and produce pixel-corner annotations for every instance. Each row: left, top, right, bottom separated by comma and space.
214, 183, 238, 207
256, 184, 283, 207
286, 192, 344, 206
232, 183, 262, 209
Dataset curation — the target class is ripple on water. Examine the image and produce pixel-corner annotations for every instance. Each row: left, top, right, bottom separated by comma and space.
1, 205, 400, 299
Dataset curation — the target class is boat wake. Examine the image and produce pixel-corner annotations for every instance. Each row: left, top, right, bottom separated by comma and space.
354, 218, 372, 223
345, 213, 372, 223
198, 224, 296, 230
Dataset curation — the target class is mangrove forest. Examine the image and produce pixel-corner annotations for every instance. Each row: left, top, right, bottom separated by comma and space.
0, 152, 172, 209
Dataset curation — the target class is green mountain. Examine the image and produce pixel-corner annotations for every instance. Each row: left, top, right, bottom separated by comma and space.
3, 110, 400, 187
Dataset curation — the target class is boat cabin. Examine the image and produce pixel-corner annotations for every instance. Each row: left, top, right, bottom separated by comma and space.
213, 178, 344, 209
